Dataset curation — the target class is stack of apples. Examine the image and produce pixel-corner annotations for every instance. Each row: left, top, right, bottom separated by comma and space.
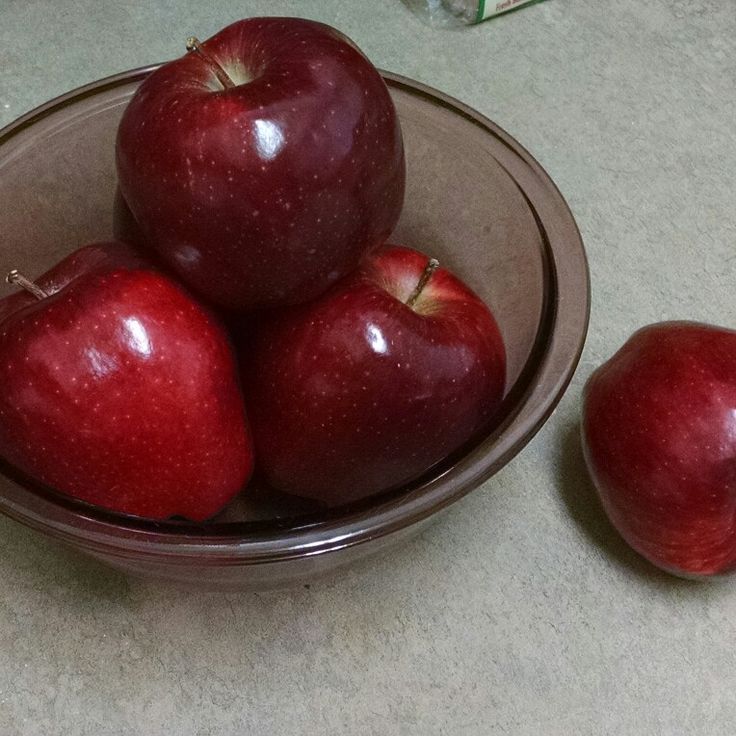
1, 17, 733, 580
0, 19, 507, 522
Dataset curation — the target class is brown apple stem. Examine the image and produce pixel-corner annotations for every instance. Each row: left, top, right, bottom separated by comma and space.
406, 258, 440, 307
185, 36, 235, 89
5, 270, 48, 300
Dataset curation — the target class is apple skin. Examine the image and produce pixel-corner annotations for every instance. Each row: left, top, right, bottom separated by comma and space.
240, 244, 506, 506
0, 242, 253, 521
0, 243, 143, 326
116, 17, 405, 311
582, 322, 736, 577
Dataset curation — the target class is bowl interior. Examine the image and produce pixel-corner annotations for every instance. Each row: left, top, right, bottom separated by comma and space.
0, 69, 561, 538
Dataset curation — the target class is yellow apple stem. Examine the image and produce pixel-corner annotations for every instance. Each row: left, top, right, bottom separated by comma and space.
406, 258, 440, 308
5, 270, 48, 300
186, 36, 235, 90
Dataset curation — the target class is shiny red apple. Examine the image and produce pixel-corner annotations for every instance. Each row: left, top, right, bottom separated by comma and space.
582, 321, 736, 577
116, 17, 405, 311
241, 244, 506, 506
0, 242, 253, 521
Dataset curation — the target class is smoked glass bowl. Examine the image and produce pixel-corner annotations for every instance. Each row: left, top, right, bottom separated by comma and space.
0, 67, 588, 590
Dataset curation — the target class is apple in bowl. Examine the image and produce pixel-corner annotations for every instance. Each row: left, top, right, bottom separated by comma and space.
241, 244, 506, 506
116, 17, 405, 311
0, 243, 253, 521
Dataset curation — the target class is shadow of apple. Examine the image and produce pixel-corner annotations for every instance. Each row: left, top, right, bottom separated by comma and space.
556, 423, 700, 588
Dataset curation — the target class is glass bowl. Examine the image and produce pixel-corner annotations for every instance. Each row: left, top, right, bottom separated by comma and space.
0, 67, 589, 590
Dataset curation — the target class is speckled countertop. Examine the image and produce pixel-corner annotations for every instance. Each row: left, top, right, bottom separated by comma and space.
0, 1, 735, 734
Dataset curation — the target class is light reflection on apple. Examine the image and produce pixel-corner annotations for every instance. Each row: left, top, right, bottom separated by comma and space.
123, 316, 152, 357
85, 347, 118, 378
174, 245, 202, 269
253, 119, 285, 161
366, 323, 388, 355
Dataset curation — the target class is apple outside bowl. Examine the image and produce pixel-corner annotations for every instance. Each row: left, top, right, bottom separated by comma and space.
0, 67, 589, 590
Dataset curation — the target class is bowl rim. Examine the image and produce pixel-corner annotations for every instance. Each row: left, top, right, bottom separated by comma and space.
0, 65, 590, 564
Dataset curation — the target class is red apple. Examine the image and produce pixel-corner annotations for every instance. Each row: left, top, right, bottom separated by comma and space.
0, 242, 253, 521
582, 322, 736, 577
241, 244, 506, 506
116, 17, 405, 311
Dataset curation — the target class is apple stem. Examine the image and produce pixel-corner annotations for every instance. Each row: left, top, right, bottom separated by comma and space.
5, 270, 48, 300
406, 258, 440, 308
186, 36, 235, 90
